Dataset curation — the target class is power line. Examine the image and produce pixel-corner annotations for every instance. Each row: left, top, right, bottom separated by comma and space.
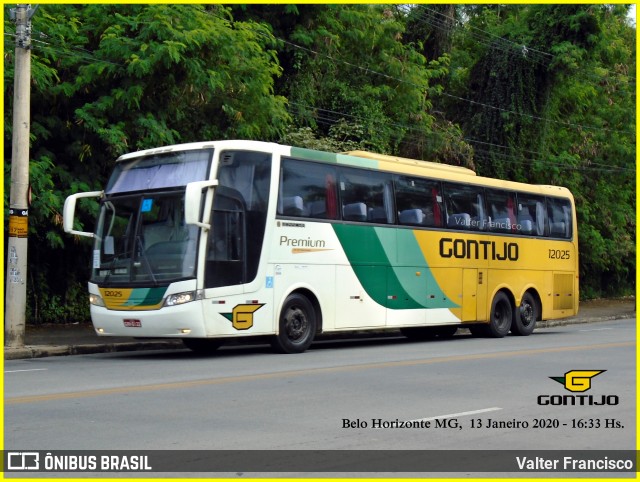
287, 102, 635, 174
415, 5, 635, 85
268, 26, 633, 136
7, 6, 634, 143
419, 6, 552, 62
28, 5, 626, 137
437, 91, 632, 135
5, 30, 124, 68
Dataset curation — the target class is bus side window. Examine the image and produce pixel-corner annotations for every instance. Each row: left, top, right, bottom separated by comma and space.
395, 175, 442, 227
339, 167, 394, 224
443, 183, 486, 231
517, 194, 547, 236
547, 197, 572, 239
485, 189, 517, 233
278, 159, 338, 220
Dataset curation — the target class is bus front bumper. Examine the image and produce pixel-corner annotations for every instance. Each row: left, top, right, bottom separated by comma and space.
90, 302, 207, 338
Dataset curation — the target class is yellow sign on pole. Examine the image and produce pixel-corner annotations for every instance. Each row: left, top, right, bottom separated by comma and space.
8, 210, 28, 238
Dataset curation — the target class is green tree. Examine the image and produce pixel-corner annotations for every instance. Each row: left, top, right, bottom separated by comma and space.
277, 4, 472, 165
4, 4, 635, 325
4, 4, 290, 322
441, 4, 635, 296
530, 5, 636, 296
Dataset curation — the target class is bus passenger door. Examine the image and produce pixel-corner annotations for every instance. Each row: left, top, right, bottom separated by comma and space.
204, 188, 247, 291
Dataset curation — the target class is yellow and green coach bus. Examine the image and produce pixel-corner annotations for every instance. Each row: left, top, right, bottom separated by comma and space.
64, 140, 578, 353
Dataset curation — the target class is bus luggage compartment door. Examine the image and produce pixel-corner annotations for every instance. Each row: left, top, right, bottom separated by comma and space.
462, 268, 478, 322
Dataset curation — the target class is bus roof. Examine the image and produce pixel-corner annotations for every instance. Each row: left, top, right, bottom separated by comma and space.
114, 140, 573, 200
346, 150, 477, 177
290, 146, 572, 200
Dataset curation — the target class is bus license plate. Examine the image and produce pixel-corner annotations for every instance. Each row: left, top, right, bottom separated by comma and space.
123, 319, 142, 327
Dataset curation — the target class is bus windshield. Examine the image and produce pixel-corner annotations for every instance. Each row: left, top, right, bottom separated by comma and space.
91, 192, 200, 285
106, 149, 211, 194
91, 148, 212, 285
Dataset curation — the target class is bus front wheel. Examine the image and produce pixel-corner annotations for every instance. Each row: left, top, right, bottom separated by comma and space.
271, 293, 317, 354
472, 292, 513, 338
511, 292, 537, 336
488, 292, 513, 337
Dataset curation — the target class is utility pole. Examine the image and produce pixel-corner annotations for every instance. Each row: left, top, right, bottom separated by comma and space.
6, 4, 36, 347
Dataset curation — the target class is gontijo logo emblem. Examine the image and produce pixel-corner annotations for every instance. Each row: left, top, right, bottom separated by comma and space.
538, 369, 618, 406
550, 370, 606, 392
220, 304, 264, 330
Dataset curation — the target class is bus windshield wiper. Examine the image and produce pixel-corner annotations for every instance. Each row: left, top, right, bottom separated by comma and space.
101, 252, 122, 285
135, 235, 159, 286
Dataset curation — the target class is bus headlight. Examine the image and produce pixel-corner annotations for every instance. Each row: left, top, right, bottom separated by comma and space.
89, 293, 105, 307
164, 290, 202, 307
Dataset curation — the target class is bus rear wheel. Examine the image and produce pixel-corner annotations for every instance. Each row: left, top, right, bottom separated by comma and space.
271, 293, 317, 354
512, 292, 537, 336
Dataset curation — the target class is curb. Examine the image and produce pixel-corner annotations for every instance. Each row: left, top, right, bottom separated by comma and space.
5, 340, 183, 361
4, 312, 635, 360
537, 312, 636, 328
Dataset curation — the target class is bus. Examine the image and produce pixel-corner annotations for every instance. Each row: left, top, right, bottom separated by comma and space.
63, 140, 578, 354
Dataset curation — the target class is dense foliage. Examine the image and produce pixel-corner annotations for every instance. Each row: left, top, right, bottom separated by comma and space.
3, 4, 635, 323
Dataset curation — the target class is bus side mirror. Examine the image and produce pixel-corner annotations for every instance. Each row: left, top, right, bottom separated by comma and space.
63, 191, 103, 237
185, 180, 218, 230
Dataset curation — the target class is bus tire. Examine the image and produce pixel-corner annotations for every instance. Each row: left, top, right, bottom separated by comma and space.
512, 292, 537, 336
486, 291, 513, 338
182, 338, 223, 354
271, 293, 317, 354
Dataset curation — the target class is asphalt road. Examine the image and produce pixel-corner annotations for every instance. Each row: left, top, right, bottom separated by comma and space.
4, 318, 636, 475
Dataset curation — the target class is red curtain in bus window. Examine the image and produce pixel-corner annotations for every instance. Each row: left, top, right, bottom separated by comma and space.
507, 195, 517, 230
325, 174, 337, 219
432, 187, 442, 227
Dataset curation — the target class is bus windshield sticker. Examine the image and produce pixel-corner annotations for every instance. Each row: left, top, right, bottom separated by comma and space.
141, 198, 153, 212
104, 236, 115, 255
